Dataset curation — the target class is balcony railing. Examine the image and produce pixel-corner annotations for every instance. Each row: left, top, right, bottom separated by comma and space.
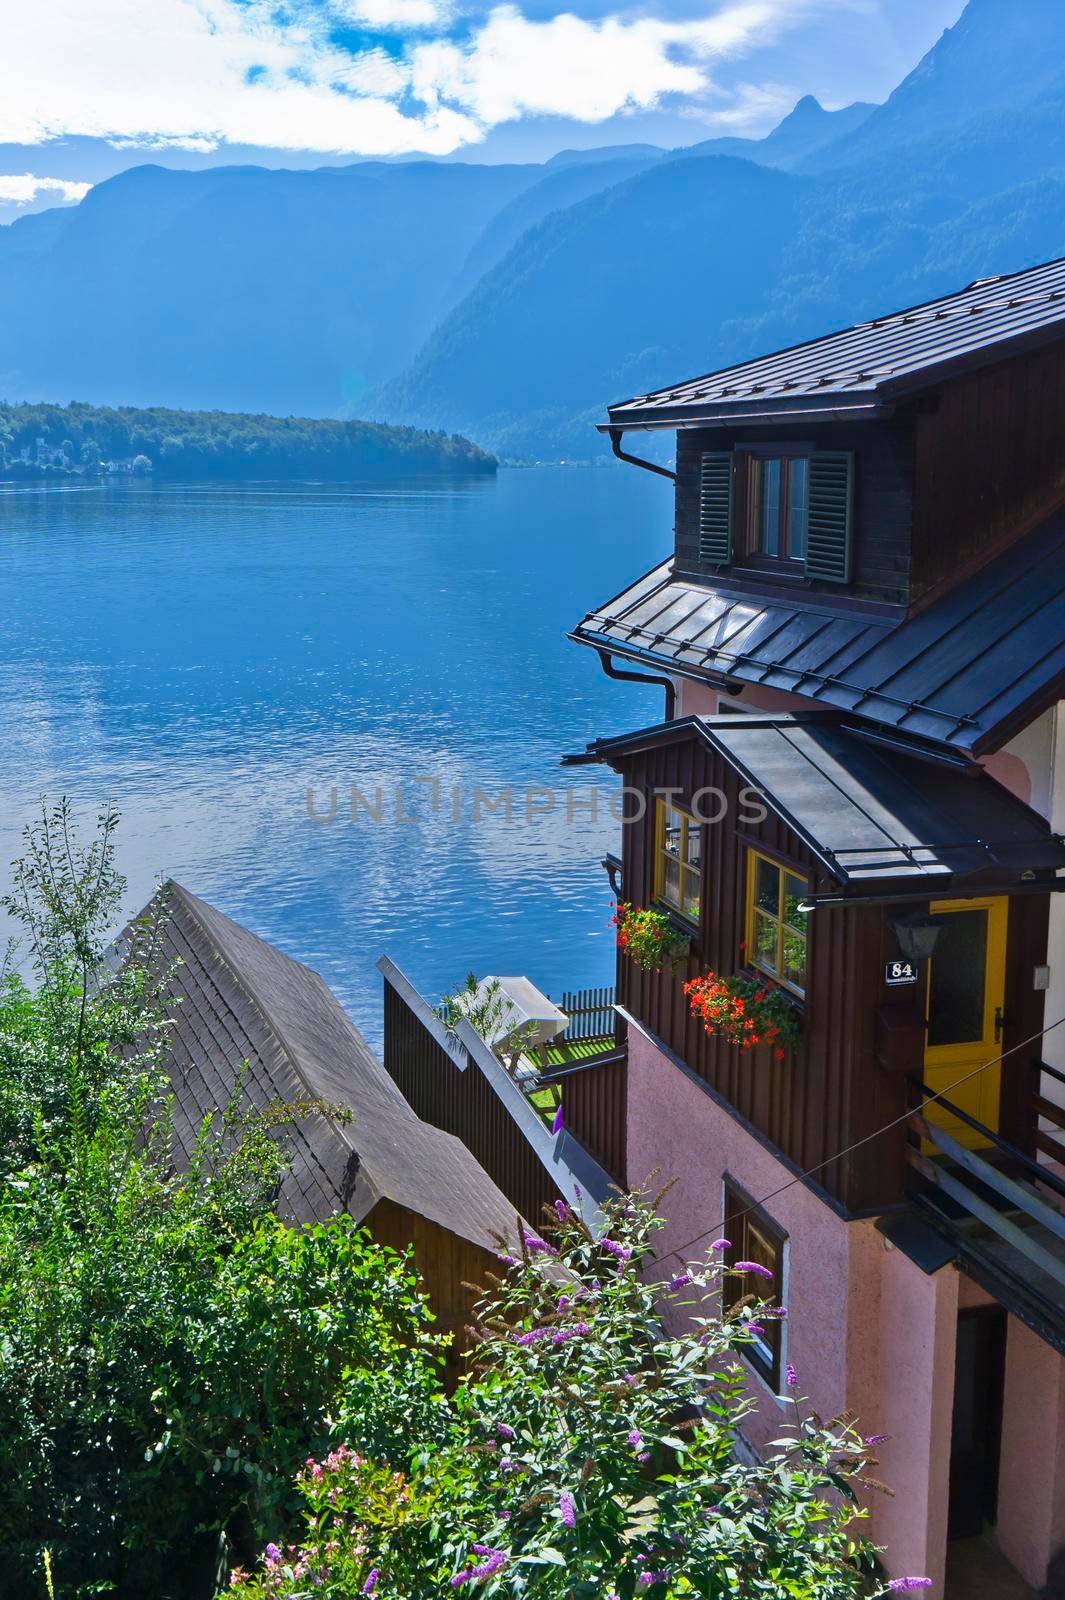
906, 1075, 1065, 1353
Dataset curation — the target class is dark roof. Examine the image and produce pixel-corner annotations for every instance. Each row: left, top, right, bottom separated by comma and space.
567, 714, 1065, 893
572, 509, 1065, 757
149, 881, 520, 1251
606, 255, 1065, 430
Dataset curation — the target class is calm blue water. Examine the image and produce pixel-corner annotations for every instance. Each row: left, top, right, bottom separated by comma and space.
0, 468, 666, 1045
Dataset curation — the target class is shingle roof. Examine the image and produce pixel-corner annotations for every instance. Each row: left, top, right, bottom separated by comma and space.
567, 715, 1065, 892
573, 508, 1065, 757
149, 881, 520, 1252
606, 255, 1065, 430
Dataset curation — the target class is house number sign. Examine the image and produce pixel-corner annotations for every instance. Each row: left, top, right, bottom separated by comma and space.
885, 960, 919, 986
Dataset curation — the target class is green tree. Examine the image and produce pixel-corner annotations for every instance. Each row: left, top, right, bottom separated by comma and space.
0, 803, 445, 1598
231, 1191, 915, 1599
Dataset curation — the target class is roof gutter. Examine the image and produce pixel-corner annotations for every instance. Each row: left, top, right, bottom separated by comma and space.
600, 400, 893, 433
595, 646, 676, 721
608, 426, 676, 482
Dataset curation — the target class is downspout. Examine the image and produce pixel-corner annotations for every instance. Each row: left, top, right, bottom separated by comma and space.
597, 648, 676, 721
609, 426, 676, 482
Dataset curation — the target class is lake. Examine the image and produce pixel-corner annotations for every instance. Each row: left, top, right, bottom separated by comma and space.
0, 467, 666, 1045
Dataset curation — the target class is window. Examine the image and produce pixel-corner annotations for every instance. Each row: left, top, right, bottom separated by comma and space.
746, 850, 808, 997
744, 454, 809, 565
697, 449, 854, 583
655, 801, 701, 923
722, 1178, 786, 1390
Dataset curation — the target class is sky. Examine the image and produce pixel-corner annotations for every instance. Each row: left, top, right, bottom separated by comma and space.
0, 0, 967, 221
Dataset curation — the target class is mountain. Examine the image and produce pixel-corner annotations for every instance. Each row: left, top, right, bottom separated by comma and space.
449, 153, 663, 303
0, 159, 543, 416
678, 96, 875, 170
375, 0, 1065, 457
804, 0, 1065, 172
545, 144, 666, 168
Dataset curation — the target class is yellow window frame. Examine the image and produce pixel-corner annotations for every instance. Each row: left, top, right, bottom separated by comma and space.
745, 848, 808, 998
654, 799, 701, 924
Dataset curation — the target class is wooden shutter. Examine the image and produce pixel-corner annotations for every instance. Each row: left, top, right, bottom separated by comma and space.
698, 451, 734, 566
805, 451, 854, 583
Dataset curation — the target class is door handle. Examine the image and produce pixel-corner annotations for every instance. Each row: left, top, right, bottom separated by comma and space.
995, 1006, 1005, 1043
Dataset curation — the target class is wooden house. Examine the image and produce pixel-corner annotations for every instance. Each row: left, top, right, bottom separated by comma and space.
561, 257, 1065, 1598
143, 881, 522, 1373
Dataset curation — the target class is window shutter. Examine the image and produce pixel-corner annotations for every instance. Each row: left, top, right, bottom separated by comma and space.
805, 451, 853, 584
698, 451, 734, 566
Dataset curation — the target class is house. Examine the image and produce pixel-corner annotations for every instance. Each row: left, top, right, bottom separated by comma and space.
139, 880, 525, 1374
560, 257, 1065, 1599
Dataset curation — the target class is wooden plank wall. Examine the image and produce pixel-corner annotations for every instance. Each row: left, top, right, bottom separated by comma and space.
369, 1198, 498, 1389
913, 341, 1065, 602
382, 979, 561, 1228
673, 421, 915, 605
561, 1058, 627, 1185
616, 737, 909, 1214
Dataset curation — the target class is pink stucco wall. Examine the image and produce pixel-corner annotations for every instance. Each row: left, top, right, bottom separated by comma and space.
625, 1020, 955, 1593
997, 1319, 1065, 1588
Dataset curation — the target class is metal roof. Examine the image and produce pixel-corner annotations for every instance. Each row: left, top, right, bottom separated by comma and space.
568, 715, 1065, 892
606, 255, 1065, 430
147, 881, 522, 1253
573, 509, 1065, 757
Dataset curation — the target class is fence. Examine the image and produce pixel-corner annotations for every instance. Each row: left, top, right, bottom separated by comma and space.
556, 985, 616, 1043
378, 956, 614, 1230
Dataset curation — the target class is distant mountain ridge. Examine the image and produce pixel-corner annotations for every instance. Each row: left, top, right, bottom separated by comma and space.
3, 0, 1065, 459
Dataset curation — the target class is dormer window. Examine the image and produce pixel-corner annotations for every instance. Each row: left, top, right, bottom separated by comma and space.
745, 454, 809, 567
698, 448, 854, 584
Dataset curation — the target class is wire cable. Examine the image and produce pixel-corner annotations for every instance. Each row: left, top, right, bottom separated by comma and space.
654, 1012, 1065, 1274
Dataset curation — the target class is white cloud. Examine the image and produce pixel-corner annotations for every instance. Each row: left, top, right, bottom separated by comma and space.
0, 174, 92, 206
0, 0, 823, 157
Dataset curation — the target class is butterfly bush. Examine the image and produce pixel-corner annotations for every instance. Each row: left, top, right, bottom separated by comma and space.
231, 1187, 916, 1599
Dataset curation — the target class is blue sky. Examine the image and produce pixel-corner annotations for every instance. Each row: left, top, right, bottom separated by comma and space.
0, 0, 966, 217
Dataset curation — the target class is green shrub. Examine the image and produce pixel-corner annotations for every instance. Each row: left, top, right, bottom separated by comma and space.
231, 1190, 909, 1599
0, 803, 445, 1598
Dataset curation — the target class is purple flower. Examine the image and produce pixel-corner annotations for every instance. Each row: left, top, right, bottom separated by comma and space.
710, 1238, 731, 1251
452, 1548, 508, 1587
637, 1451, 651, 1463
552, 1106, 564, 1136
573, 1184, 582, 1200
623, 1372, 638, 1387
559, 1491, 576, 1528
742, 1322, 766, 1337
362, 1570, 379, 1595
554, 1198, 568, 1221
496, 1422, 514, 1439
264, 1544, 282, 1568
886, 1581, 932, 1593
497, 1253, 518, 1266
500, 1458, 520, 1473
600, 1237, 633, 1262
513, 1327, 550, 1346
668, 1272, 691, 1291
523, 1231, 558, 1257
734, 1260, 774, 1280
627, 1429, 642, 1448
786, 1363, 798, 1389
552, 1321, 590, 1345
865, 1433, 888, 1447
557, 1295, 571, 1310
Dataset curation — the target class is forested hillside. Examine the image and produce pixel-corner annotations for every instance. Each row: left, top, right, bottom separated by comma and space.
3, 0, 1065, 460
0, 401, 496, 478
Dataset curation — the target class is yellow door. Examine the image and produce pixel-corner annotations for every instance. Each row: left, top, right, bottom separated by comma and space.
923, 898, 1008, 1150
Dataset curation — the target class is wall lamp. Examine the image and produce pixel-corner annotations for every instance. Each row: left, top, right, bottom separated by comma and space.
891, 912, 945, 963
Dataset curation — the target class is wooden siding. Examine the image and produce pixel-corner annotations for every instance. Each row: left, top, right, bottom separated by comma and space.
912, 342, 1065, 602
382, 979, 561, 1229
561, 1058, 627, 1185
674, 421, 914, 605
617, 735, 910, 1214
369, 1198, 498, 1388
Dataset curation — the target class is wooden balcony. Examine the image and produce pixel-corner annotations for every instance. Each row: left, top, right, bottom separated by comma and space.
906, 1070, 1065, 1354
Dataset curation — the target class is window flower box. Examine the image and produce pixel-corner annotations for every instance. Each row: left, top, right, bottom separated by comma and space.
684, 970, 803, 1057
612, 902, 691, 973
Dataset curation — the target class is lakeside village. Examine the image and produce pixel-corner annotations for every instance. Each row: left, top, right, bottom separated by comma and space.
2, 433, 152, 478
12, 255, 1065, 1600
